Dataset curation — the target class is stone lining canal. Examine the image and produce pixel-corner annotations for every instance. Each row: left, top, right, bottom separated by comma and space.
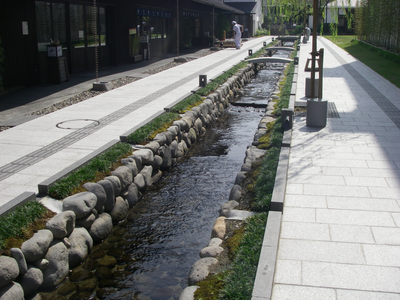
41, 49, 290, 300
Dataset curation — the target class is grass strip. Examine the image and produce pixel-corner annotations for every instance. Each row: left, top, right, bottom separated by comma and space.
49, 142, 132, 199
220, 212, 268, 300
126, 112, 180, 143
0, 201, 53, 253
325, 36, 400, 88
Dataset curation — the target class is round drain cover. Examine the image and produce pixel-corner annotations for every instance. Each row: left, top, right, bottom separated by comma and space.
56, 119, 100, 130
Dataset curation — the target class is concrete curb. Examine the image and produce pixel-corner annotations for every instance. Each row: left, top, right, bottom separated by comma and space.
38, 139, 120, 195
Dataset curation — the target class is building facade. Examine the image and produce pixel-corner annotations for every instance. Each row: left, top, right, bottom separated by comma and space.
0, 0, 245, 90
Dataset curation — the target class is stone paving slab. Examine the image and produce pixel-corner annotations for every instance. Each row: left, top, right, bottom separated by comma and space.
270, 36, 400, 299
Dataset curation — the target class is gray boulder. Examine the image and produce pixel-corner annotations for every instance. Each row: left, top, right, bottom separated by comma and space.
126, 183, 139, 208
68, 227, 93, 269
144, 141, 160, 154
104, 175, 121, 197
0, 282, 24, 300
21, 229, 53, 263
140, 165, 153, 187
199, 246, 224, 258
46, 210, 76, 239
179, 285, 199, 300
41, 240, 69, 289
62, 192, 97, 219
120, 157, 139, 177
219, 200, 239, 217
109, 197, 129, 223
152, 155, 163, 171
188, 128, 197, 144
208, 238, 223, 247
164, 130, 175, 144
159, 146, 172, 170
234, 172, 246, 185
133, 173, 146, 191
89, 213, 113, 243
10, 248, 27, 276
19, 267, 43, 296
188, 257, 218, 286
83, 182, 107, 213
0, 256, 19, 287
131, 148, 154, 165
97, 179, 115, 212
170, 140, 179, 158
154, 133, 167, 146
75, 210, 98, 230
111, 166, 133, 191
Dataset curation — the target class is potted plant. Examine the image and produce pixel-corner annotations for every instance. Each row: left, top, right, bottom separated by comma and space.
130, 34, 143, 62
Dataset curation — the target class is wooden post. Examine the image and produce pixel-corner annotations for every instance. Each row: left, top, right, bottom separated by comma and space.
310, 0, 318, 99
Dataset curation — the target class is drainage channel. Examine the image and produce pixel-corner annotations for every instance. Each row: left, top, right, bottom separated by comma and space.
40, 50, 291, 300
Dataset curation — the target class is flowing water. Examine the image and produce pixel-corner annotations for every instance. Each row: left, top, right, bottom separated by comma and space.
41, 50, 291, 300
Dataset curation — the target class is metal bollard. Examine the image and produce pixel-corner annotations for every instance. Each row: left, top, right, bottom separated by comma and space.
248, 49, 253, 56
294, 57, 299, 65
272, 37, 275, 41
297, 45, 300, 51
281, 108, 294, 130
199, 75, 207, 87
263, 41, 267, 47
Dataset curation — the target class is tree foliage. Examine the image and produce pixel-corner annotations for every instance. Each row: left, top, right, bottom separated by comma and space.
355, 0, 400, 51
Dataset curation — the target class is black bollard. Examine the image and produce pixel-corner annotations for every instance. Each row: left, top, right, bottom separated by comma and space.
199, 75, 207, 87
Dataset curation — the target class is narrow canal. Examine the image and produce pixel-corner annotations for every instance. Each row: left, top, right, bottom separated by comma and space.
41, 49, 291, 300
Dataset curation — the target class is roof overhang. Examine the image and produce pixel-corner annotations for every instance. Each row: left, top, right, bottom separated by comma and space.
191, 0, 245, 14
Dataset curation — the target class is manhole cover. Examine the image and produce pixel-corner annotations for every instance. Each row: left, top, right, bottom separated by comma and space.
56, 119, 100, 130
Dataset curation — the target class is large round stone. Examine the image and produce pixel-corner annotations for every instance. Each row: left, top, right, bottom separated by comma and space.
104, 176, 121, 198
126, 183, 139, 208
62, 192, 97, 219
188, 257, 218, 286
0, 282, 24, 300
10, 248, 27, 276
109, 197, 129, 223
89, 213, 113, 243
46, 210, 76, 239
111, 166, 133, 191
41, 240, 69, 289
179, 285, 199, 300
21, 229, 53, 263
0, 256, 19, 287
97, 180, 115, 212
68, 227, 93, 269
19, 267, 43, 296
83, 182, 107, 213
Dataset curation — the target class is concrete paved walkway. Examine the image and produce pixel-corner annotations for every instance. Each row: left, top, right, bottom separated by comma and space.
272, 37, 400, 299
0, 37, 269, 215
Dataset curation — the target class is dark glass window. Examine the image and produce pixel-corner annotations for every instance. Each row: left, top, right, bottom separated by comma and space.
70, 4, 85, 48
35, 2, 52, 51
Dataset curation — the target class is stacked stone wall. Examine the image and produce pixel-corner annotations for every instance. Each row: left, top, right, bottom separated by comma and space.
0, 63, 262, 300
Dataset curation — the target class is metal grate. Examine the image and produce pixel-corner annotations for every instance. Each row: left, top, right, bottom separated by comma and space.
327, 102, 340, 118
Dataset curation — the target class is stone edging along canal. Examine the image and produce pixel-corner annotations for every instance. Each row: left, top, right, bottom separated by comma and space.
0, 57, 284, 299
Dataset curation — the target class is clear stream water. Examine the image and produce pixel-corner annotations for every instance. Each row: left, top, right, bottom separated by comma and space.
41, 50, 290, 300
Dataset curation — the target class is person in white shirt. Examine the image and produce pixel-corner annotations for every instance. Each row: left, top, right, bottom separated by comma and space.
232, 21, 243, 49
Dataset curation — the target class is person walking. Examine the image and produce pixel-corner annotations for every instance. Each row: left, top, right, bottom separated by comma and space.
232, 21, 243, 49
